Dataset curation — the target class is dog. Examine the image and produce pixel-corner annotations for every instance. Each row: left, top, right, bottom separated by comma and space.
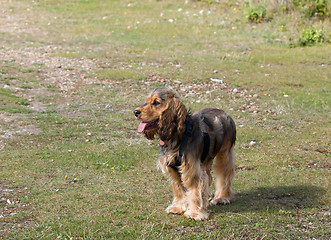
134, 87, 236, 221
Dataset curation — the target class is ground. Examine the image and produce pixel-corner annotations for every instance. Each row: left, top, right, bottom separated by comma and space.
0, 0, 330, 239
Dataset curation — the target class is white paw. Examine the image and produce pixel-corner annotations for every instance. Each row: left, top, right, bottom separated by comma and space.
210, 197, 232, 205
184, 210, 209, 221
166, 204, 186, 214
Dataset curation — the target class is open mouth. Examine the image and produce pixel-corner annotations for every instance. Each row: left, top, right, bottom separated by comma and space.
137, 120, 159, 133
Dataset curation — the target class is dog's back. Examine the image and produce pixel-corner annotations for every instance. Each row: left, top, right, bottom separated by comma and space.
191, 108, 236, 159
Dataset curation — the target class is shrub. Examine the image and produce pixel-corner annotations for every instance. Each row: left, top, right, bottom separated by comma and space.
246, 4, 267, 23
298, 26, 326, 46
291, 0, 330, 18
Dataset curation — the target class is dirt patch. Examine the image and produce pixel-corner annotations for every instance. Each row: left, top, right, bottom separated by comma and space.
0, 46, 98, 92
0, 44, 101, 145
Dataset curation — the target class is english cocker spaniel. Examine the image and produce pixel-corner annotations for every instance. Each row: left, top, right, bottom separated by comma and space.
134, 87, 236, 221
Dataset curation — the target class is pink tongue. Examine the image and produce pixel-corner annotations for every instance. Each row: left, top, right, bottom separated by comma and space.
138, 122, 148, 133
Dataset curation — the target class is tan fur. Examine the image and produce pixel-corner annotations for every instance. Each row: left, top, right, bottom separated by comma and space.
134, 87, 236, 221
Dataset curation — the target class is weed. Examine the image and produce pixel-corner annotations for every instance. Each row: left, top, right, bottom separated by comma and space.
16, 98, 30, 106
246, 4, 267, 23
291, 0, 330, 18
298, 26, 326, 46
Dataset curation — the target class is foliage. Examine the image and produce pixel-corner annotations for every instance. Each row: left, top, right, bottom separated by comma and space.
290, 0, 330, 18
246, 4, 267, 23
298, 26, 326, 46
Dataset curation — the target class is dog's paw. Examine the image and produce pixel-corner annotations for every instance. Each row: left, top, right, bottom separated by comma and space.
166, 204, 186, 215
184, 210, 209, 221
210, 197, 233, 205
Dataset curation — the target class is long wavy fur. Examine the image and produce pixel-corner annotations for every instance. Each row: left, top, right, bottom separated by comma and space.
159, 93, 187, 142
134, 87, 236, 221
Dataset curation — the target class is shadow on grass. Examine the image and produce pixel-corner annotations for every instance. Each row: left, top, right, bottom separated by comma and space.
210, 185, 327, 215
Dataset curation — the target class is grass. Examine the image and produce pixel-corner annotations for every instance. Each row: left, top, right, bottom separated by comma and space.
91, 69, 146, 81
0, 0, 330, 239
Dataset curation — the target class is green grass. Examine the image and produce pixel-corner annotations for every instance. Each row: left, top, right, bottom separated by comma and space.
0, 0, 330, 239
0, 88, 32, 113
91, 69, 146, 81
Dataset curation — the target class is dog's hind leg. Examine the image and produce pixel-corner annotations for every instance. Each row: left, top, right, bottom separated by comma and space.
211, 146, 235, 205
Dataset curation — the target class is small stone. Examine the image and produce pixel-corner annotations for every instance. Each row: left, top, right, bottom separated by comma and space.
249, 139, 257, 146
210, 78, 223, 83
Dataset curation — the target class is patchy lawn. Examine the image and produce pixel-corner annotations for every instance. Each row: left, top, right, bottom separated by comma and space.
0, 0, 330, 239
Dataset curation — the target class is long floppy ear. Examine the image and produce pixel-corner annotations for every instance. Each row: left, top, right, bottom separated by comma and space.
158, 94, 187, 141
172, 97, 186, 134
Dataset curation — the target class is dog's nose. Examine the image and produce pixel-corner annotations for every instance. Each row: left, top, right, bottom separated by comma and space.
134, 110, 141, 117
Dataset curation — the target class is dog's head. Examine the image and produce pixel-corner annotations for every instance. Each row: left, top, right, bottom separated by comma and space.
134, 87, 186, 141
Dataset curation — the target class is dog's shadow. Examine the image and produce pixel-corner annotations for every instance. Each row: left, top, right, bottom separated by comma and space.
210, 185, 326, 215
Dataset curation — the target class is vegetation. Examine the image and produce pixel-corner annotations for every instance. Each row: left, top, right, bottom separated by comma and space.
298, 26, 327, 46
246, 3, 267, 23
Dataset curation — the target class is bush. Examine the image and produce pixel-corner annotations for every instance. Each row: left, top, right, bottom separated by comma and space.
246, 4, 267, 23
291, 0, 330, 18
298, 26, 326, 46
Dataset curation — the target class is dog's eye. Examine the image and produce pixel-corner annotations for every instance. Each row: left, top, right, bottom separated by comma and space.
152, 101, 160, 106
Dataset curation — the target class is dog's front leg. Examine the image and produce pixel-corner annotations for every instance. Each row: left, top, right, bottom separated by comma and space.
181, 161, 210, 221
159, 155, 187, 215
166, 178, 187, 214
